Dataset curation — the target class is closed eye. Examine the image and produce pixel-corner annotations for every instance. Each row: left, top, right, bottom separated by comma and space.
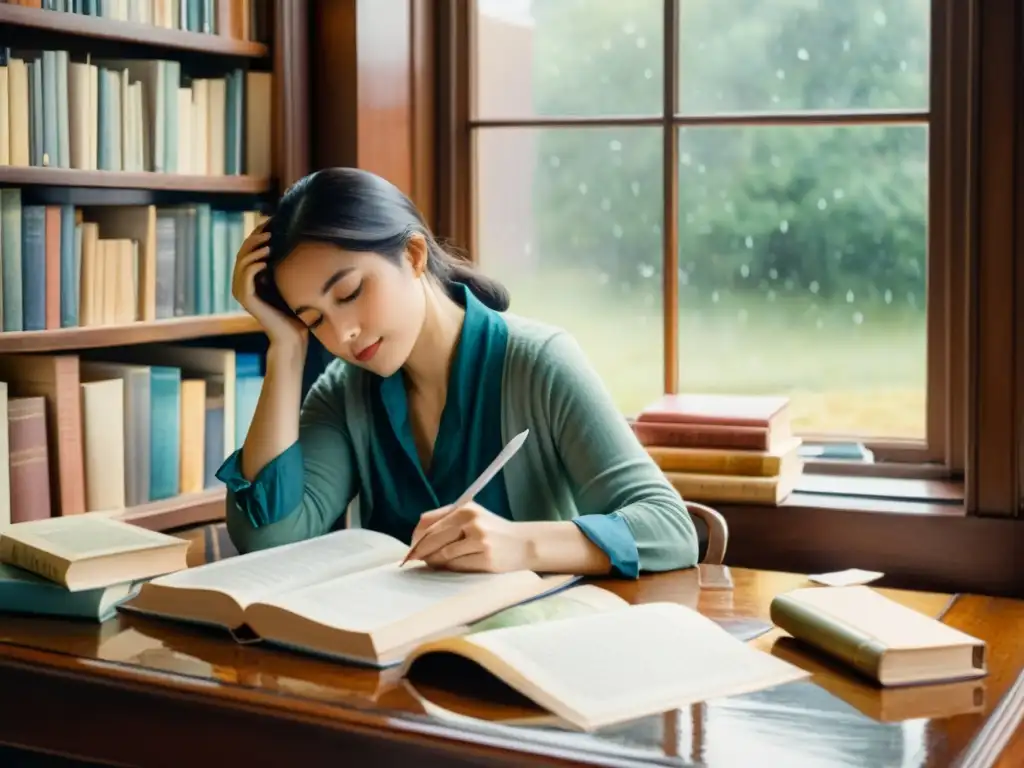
336, 282, 363, 304
301, 281, 363, 330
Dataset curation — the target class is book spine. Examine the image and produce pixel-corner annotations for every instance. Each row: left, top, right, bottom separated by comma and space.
42, 50, 59, 167
29, 58, 40, 166
44, 205, 62, 330
769, 594, 887, 683
0, 188, 23, 332
8, 58, 31, 166
154, 213, 177, 319
60, 204, 77, 327
20, 204, 46, 332
0, 537, 69, 586
635, 411, 771, 428
647, 446, 781, 476
0, 62, 9, 168
633, 421, 772, 451
665, 473, 781, 505
194, 203, 211, 314
54, 355, 86, 516
56, 50, 70, 168
149, 366, 181, 501
203, 397, 224, 488
211, 209, 227, 313
7, 396, 51, 523
96, 65, 110, 170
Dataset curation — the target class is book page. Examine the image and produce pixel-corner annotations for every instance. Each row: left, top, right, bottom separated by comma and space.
149, 529, 407, 608
3, 515, 182, 560
450, 602, 809, 730
258, 563, 535, 633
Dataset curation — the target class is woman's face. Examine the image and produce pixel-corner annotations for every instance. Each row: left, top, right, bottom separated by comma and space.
273, 237, 428, 376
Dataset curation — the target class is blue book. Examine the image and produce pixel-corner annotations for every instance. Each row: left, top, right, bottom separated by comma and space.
20, 205, 46, 332
224, 70, 238, 174
229, 69, 243, 174
55, 50, 70, 168
227, 213, 245, 310
194, 204, 212, 314
0, 189, 23, 332
163, 60, 180, 173
59, 204, 77, 327
96, 65, 111, 170
149, 366, 182, 501
0, 563, 138, 623
211, 209, 228, 314
30, 58, 43, 166
203, 389, 225, 489
234, 353, 263, 448
42, 51, 59, 168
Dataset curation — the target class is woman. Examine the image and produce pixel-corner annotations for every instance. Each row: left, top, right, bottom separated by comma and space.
218, 167, 698, 577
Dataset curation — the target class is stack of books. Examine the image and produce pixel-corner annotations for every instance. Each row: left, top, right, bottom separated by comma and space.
0, 514, 189, 622
633, 393, 804, 505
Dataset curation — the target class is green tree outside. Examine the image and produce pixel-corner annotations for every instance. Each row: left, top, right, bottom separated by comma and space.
482, 0, 931, 437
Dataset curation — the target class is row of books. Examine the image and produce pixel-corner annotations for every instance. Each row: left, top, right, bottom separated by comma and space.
0, 344, 262, 527
2, 0, 270, 44
0, 49, 272, 176
0, 189, 265, 331
634, 393, 804, 505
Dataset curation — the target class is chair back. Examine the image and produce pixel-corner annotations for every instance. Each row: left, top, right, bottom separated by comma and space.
684, 502, 729, 565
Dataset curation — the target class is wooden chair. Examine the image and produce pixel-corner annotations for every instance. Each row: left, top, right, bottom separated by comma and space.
684, 502, 729, 565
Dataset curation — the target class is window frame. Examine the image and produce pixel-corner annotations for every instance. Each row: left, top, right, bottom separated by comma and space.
436, 0, 967, 479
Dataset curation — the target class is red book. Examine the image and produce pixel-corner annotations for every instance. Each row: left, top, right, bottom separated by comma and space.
636, 393, 789, 429
8, 397, 51, 523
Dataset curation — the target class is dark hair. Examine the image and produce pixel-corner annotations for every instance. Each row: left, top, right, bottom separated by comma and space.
254, 167, 510, 314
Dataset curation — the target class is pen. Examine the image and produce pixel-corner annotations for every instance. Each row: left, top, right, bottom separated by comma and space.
400, 429, 530, 565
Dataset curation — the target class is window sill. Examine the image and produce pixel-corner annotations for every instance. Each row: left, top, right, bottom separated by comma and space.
793, 473, 964, 510
711, 477, 1024, 599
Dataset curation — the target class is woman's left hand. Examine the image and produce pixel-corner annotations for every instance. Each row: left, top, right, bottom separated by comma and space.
406, 502, 533, 573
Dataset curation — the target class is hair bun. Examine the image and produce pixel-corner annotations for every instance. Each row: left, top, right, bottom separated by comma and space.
446, 263, 511, 312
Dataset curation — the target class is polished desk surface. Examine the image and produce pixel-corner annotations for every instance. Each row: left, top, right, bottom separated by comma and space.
0, 528, 1022, 768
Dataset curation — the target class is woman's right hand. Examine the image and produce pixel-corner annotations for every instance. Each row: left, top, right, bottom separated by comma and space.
232, 220, 309, 351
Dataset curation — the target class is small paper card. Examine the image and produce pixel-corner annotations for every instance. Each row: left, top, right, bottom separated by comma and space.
807, 568, 884, 587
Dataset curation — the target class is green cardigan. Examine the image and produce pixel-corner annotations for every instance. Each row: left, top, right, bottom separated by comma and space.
222, 312, 699, 574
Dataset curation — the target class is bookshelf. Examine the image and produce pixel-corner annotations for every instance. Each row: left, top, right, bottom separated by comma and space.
0, 313, 259, 352
0, 0, 309, 534
0, 3, 269, 57
115, 486, 227, 532
0, 166, 270, 192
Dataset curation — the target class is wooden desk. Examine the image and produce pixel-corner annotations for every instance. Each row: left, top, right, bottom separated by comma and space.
0, 530, 1021, 767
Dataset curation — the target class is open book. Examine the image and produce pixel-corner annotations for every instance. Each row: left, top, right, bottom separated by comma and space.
398, 585, 810, 732
122, 528, 577, 668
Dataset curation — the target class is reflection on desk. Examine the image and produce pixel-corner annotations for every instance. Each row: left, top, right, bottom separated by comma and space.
0, 527, 1020, 768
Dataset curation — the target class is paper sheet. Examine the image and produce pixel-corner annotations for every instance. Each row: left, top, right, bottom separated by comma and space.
807, 568, 884, 587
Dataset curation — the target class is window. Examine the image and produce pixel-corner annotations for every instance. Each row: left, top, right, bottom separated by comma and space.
457, 0, 953, 466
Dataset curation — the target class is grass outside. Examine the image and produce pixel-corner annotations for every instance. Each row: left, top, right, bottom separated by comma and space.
496, 268, 927, 440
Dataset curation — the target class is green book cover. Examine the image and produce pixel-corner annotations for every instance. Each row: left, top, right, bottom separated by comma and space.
467, 583, 618, 635
0, 563, 138, 623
